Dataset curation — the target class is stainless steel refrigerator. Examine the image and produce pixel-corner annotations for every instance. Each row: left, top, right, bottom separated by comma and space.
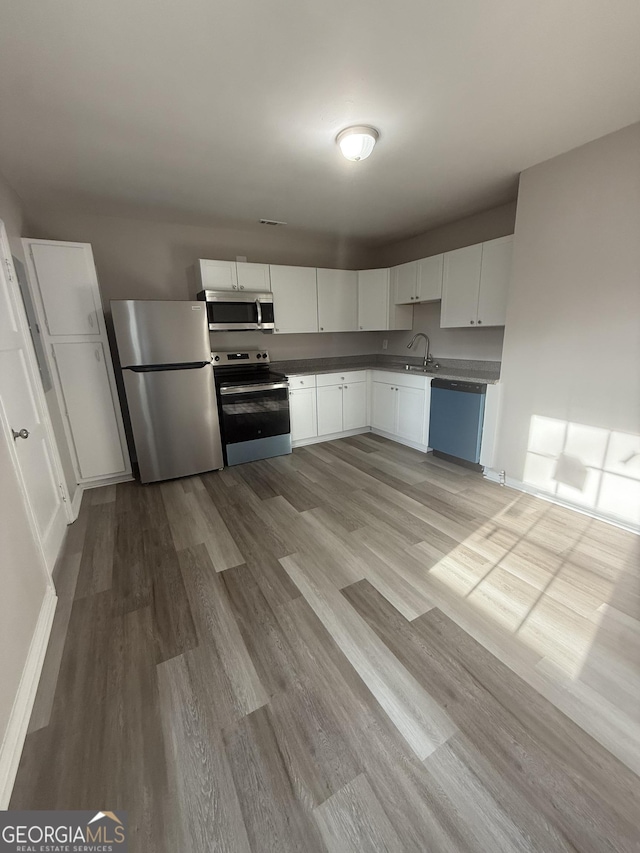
111, 300, 223, 483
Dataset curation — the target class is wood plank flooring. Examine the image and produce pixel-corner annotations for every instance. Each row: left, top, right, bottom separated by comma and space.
11, 434, 640, 852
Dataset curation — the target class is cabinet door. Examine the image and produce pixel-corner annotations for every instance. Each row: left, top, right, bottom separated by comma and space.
198, 259, 238, 291
317, 384, 344, 435
342, 381, 368, 430
441, 244, 482, 328
396, 385, 426, 444
371, 381, 396, 433
289, 387, 318, 442
392, 261, 418, 304
29, 242, 102, 336
52, 341, 126, 479
477, 236, 512, 327
236, 262, 271, 292
270, 265, 318, 334
317, 269, 358, 332
357, 268, 389, 331
416, 254, 443, 302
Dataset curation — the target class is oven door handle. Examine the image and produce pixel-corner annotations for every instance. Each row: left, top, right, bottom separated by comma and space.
220, 382, 289, 396
255, 299, 263, 326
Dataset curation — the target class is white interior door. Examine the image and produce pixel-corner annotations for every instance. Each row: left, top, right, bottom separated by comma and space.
0, 223, 67, 573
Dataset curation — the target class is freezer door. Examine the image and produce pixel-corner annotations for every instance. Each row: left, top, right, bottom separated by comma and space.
111, 300, 211, 367
123, 363, 223, 482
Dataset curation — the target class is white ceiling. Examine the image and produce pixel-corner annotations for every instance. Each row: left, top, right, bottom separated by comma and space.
1, 0, 639, 242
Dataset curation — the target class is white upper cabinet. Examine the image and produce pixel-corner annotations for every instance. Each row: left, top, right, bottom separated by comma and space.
358, 268, 413, 331
440, 237, 512, 328
29, 242, 102, 336
391, 261, 418, 304
236, 262, 271, 292
416, 254, 443, 302
477, 236, 513, 326
270, 265, 318, 334
196, 259, 238, 291
317, 268, 358, 332
357, 268, 389, 330
440, 243, 483, 328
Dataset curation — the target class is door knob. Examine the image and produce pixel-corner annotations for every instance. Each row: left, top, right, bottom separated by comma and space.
12, 428, 29, 440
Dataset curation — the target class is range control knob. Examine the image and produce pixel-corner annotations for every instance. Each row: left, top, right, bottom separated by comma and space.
262, 352, 268, 359
256, 353, 262, 358
214, 356, 220, 362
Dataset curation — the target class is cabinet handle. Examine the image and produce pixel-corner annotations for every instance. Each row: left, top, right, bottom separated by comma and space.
320, 327, 324, 331
477, 319, 482, 325
359, 325, 363, 330
300, 381, 304, 385
275, 328, 279, 332
240, 285, 245, 290
344, 385, 348, 389
470, 320, 475, 325
94, 348, 101, 362
338, 385, 343, 389
88, 312, 94, 328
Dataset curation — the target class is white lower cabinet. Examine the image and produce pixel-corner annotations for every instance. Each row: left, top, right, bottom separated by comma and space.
289, 370, 429, 451
289, 386, 318, 443
370, 371, 431, 449
317, 371, 368, 436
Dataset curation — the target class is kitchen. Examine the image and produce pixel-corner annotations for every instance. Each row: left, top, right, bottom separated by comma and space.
0, 1, 639, 850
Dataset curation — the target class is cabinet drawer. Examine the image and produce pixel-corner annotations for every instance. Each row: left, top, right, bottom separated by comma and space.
287, 374, 316, 389
370, 370, 429, 390
316, 370, 367, 387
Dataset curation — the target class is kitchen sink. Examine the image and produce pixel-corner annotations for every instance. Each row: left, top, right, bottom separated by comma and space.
404, 364, 438, 373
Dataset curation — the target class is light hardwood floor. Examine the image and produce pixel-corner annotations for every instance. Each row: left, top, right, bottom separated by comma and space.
12, 434, 640, 852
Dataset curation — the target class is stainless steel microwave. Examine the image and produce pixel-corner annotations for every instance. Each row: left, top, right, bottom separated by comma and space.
196, 290, 275, 332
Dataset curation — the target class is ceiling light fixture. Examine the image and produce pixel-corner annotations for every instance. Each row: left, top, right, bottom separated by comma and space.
336, 126, 379, 161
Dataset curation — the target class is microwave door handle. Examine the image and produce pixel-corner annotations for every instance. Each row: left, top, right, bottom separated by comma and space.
255, 299, 263, 326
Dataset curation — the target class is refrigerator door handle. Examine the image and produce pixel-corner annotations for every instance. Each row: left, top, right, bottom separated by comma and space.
127, 361, 210, 373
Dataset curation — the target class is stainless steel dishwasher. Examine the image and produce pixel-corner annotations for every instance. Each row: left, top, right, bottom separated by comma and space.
428, 378, 487, 470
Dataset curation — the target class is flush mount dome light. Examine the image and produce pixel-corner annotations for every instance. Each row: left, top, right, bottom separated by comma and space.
336, 125, 379, 161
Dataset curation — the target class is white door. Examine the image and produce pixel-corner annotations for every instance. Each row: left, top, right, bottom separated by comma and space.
52, 341, 127, 480
317, 269, 358, 332
358, 269, 389, 331
0, 223, 67, 573
477, 236, 513, 327
396, 385, 426, 444
392, 262, 418, 304
416, 254, 443, 302
236, 262, 271, 292
441, 244, 482, 327
342, 381, 368, 430
317, 384, 343, 435
29, 242, 101, 336
371, 381, 396, 433
270, 265, 318, 334
289, 388, 317, 442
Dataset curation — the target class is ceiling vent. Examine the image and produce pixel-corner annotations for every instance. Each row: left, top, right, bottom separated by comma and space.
259, 218, 287, 226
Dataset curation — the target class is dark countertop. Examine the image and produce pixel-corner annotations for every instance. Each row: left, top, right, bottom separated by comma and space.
270, 355, 501, 385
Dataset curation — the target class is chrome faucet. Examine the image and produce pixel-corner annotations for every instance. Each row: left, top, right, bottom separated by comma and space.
407, 332, 432, 368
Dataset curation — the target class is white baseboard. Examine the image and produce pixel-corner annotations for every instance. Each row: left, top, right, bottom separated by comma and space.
292, 427, 370, 449
370, 428, 430, 454
483, 469, 640, 535
70, 484, 84, 521
0, 587, 57, 807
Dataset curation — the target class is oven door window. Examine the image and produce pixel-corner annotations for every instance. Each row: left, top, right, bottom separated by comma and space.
220, 386, 290, 444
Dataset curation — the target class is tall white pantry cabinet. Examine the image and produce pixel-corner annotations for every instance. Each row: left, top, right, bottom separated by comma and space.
22, 239, 131, 488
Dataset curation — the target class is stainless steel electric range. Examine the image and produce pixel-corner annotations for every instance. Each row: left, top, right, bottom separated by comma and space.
212, 350, 291, 466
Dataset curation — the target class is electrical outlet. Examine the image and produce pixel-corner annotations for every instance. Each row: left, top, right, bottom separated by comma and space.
382, 339, 388, 350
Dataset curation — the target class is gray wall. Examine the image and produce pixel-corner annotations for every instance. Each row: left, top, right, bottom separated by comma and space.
0, 171, 51, 777
26, 203, 514, 365
495, 123, 640, 527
